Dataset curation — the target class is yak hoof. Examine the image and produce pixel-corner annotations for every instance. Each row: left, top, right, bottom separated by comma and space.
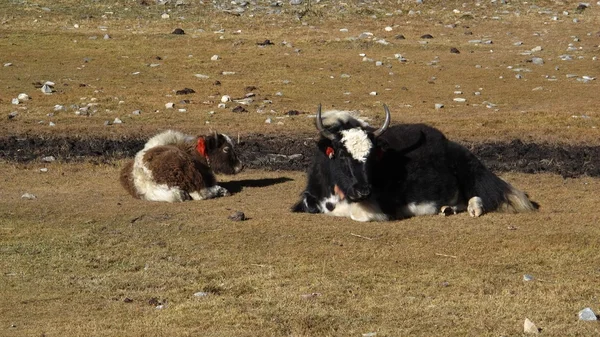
468, 197, 484, 217
440, 206, 457, 216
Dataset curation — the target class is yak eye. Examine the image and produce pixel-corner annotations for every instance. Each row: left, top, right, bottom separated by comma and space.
223, 147, 230, 153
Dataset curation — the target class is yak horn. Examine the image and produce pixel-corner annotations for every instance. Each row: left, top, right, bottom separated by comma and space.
373, 104, 391, 138
316, 104, 336, 140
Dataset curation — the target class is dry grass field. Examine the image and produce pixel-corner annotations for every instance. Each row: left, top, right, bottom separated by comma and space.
1, 0, 600, 336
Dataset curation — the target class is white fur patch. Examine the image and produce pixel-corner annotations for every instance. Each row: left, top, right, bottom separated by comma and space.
318, 194, 387, 222
143, 130, 188, 150
340, 128, 372, 162
320, 110, 369, 128
405, 202, 438, 216
130, 129, 193, 202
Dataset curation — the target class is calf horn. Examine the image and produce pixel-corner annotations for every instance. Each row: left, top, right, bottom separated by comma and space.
373, 104, 391, 138
316, 104, 336, 140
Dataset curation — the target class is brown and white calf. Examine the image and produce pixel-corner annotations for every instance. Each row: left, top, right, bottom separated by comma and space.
120, 130, 243, 202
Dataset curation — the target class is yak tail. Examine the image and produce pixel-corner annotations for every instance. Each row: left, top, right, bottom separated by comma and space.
452, 142, 538, 214
498, 184, 538, 213
119, 160, 140, 199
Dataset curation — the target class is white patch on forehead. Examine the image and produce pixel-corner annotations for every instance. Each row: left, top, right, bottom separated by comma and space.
340, 128, 372, 162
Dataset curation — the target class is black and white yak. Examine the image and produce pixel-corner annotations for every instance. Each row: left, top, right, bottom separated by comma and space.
292, 105, 538, 221
120, 130, 243, 202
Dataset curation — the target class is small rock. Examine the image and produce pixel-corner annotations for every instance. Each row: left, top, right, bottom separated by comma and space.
172, 28, 185, 35
395, 34, 406, 40
176, 88, 195, 95
265, 118, 272, 124
194, 291, 209, 297
103, 34, 111, 40
49, 122, 56, 127
362, 333, 377, 337
113, 117, 123, 124
11, 98, 20, 105
42, 156, 56, 162
524, 318, 540, 334
41, 84, 53, 94
435, 103, 444, 109
21, 193, 37, 200
8, 111, 18, 119
54, 105, 65, 111
194, 74, 210, 79
369, 91, 378, 96
579, 307, 597, 321
165, 102, 175, 109
257, 39, 274, 46
161, 13, 170, 19
450, 47, 460, 54
40, 168, 48, 173
421, 34, 434, 39
221, 95, 231, 103
531, 46, 543, 52
4, 63, 12, 67
384, 26, 393, 32
211, 55, 220, 61
17, 93, 30, 101
453, 98, 466, 102
531, 57, 544, 65
228, 211, 246, 221
132, 110, 142, 115
523, 274, 534, 281
104, 120, 113, 126
232, 106, 248, 113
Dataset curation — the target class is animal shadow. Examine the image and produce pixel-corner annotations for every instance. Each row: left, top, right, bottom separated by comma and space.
221, 177, 294, 194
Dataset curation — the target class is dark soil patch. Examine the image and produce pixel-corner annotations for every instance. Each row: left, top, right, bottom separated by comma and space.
1, 135, 598, 178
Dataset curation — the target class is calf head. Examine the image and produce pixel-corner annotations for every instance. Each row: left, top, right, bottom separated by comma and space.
197, 133, 243, 174
316, 104, 390, 202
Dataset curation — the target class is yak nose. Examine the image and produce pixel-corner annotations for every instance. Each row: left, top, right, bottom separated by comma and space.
234, 161, 244, 174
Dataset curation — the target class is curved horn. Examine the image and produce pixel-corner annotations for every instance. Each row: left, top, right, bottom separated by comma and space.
373, 104, 391, 138
316, 104, 335, 140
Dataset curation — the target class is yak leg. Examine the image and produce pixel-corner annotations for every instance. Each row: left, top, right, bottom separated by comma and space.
189, 185, 230, 200
468, 196, 484, 217
440, 206, 458, 216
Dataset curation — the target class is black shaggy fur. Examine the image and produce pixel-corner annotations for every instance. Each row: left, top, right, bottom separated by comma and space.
293, 115, 538, 220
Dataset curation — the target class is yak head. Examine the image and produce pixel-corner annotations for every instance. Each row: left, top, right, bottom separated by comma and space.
196, 132, 244, 175
315, 104, 390, 202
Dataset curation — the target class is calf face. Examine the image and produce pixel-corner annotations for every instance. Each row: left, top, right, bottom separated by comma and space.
315, 105, 390, 202
202, 133, 244, 175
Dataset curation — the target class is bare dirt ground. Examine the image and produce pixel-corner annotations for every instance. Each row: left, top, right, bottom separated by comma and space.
1, 0, 600, 336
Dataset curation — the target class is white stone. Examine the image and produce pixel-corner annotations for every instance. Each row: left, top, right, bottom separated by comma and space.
4, 63, 13, 67
178, 109, 187, 112
211, 55, 220, 61
221, 95, 231, 103
194, 74, 209, 79
41, 84, 53, 94
11, 98, 20, 105
532, 57, 543, 65
194, 292, 208, 297
531, 46, 543, 52
113, 117, 122, 124
579, 307, 597, 321
21, 193, 37, 200
453, 98, 466, 102
161, 13, 170, 19
523, 274, 534, 281
49, 122, 55, 127
217, 103, 226, 109
369, 91, 377, 96
40, 168, 48, 172
384, 26, 393, 32
340, 28, 349, 33
17, 93, 30, 101
42, 156, 56, 162
524, 318, 539, 334
265, 117, 272, 124
435, 103, 444, 109
165, 102, 175, 109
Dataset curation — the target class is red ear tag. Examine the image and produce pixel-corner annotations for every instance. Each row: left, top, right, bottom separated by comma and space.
326, 147, 334, 159
196, 137, 207, 158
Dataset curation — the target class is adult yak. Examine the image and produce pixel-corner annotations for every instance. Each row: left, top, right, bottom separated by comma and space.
292, 105, 537, 221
